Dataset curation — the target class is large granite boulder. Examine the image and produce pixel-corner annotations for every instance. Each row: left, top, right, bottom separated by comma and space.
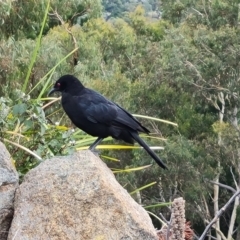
8, 151, 158, 240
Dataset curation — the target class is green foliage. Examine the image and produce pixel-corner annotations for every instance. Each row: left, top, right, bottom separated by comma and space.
0, 0, 102, 40
0, 93, 75, 177
102, 0, 128, 17
161, 0, 239, 28
102, 0, 161, 18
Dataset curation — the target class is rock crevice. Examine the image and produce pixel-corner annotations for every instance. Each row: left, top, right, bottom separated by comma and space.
0, 142, 19, 240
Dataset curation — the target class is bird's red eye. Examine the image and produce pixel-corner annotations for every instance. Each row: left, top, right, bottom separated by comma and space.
57, 83, 61, 87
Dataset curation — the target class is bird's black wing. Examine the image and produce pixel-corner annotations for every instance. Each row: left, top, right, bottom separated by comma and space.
77, 89, 118, 125
114, 103, 150, 134
80, 89, 145, 131
86, 101, 118, 125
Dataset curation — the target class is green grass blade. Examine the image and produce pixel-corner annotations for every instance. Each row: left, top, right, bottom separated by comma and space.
130, 181, 156, 195
146, 211, 167, 226
112, 164, 152, 173
76, 145, 164, 150
4, 138, 42, 161
22, 0, 50, 93
133, 114, 178, 126
76, 145, 143, 150
4, 131, 29, 140
101, 155, 121, 162
37, 67, 55, 99
42, 97, 61, 109
144, 202, 172, 209
141, 135, 167, 141
27, 47, 79, 96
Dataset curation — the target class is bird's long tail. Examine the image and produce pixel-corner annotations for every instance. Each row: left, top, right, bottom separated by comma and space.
129, 131, 167, 169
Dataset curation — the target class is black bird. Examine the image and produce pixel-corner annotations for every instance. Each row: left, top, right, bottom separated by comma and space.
48, 75, 167, 169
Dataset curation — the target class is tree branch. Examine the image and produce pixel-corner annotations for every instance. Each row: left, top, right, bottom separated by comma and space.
206, 179, 236, 193
199, 189, 240, 240
230, 167, 238, 190
50, 11, 78, 65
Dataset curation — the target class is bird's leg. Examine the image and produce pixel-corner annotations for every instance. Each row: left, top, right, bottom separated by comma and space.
89, 137, 103, 151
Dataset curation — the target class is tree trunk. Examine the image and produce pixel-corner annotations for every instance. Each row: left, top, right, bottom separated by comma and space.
213, 173, 221, 240
214, 92, 225, 240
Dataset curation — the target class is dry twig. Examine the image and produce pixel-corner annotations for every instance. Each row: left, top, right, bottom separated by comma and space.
199, 189, 240, 240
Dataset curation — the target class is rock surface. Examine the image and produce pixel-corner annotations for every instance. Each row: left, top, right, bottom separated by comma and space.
0, 142, 19, 240
8, 151, 158, 240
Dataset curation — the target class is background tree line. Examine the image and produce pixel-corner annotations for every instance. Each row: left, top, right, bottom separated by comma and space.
0, 0, 240, 238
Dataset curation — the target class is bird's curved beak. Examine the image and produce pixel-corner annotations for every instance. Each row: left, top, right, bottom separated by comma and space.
48, 88, 57, 96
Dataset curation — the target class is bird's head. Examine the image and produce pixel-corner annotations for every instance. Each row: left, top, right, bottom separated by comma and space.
48, 75, 84, 96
